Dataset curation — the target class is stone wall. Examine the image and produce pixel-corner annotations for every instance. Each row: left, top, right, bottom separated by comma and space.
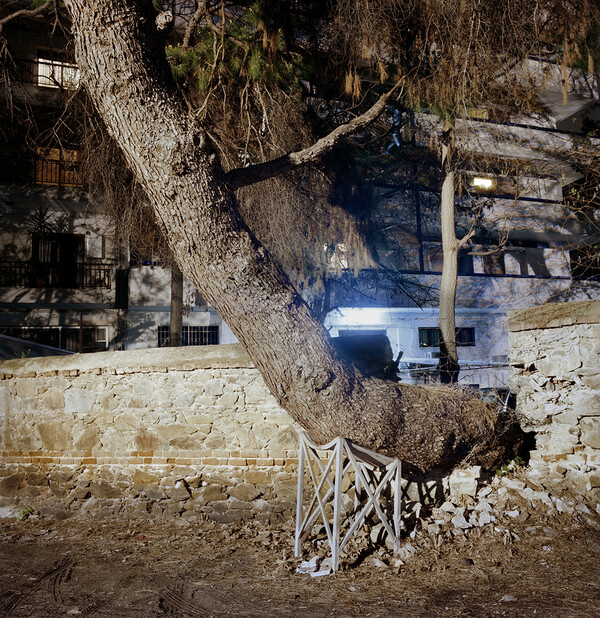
509, 300, 600, 496
0, 345, 301, 523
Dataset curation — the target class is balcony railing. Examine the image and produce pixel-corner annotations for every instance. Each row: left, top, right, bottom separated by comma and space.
33, 156, 83, 188
0, 261, 111, 290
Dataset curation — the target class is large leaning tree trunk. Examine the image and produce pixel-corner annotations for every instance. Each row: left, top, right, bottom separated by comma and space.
65, 0, 516, 473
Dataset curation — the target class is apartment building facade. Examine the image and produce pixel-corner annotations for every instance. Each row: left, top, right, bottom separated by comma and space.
0, 7, 235, 357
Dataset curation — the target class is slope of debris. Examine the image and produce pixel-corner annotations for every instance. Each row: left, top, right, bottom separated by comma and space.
0, 467, 599, 617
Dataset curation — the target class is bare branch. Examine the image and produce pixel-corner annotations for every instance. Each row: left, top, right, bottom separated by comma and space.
182, 1, 205, 49
457, 229, 476, 249
225, 82, 403, 190
0, 0, 54, 31
182, 0, 247, 51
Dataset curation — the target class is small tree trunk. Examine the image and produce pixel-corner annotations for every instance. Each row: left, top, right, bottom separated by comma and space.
169, 263, 183, 347
438, 126, 460, 384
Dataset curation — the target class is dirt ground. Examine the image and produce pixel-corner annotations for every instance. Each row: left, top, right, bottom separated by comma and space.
1, 499, 599, 618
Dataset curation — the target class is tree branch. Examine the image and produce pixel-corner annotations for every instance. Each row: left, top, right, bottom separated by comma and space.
0, 0, 54, 31
225, 82, 403, 190
182, 0, 247, 51
182, 1, 205, 49
457, 229, 476, 249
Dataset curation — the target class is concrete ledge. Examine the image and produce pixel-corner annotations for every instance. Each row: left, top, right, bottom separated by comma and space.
0, 343, 254, 377
508, 300, 600, 333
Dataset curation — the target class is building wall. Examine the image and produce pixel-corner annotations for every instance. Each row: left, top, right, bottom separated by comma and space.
325, 274, 599, 388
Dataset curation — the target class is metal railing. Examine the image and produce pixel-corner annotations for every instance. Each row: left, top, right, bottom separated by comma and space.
33, 156, 83, 188
0, 261, 111, 289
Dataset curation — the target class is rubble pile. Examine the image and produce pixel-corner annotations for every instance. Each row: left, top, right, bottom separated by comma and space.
292, 465, 600, 573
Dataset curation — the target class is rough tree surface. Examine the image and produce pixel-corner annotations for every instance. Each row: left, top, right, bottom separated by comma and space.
63, 0, 513, 472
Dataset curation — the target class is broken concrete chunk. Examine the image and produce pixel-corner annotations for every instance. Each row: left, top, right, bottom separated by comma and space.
296, 556, 318, 574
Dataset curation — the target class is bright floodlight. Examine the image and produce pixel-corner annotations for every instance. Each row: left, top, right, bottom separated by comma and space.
471, 177, 495, 190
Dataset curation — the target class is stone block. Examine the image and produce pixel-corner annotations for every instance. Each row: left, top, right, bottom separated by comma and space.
65, 389, 97, 413
169, 434, 207, 449
537, 424, 579, 455
16, 378, 39, 399
580, 418, 600, 449
41, 388, 65, 411
216, 392, 240, 409
252, 423, 279, 443
135, 429, 159, 451
207, 511, 245, 524
273, 478, 297, 502
448, 468, 480, 499
268, 426, 299, 451
244, 384, 269, 405
0, 472, 24, 497
23, 467, 48, 486
228, 483, 261, 502
37, 421, 71, 451
156, 424, 193, 440
167, 482, 192, 501
570, 391, 600, 416
204, 380, 224, 397
200, 484, 227, 502
74, 426, 101, 451
551, 411, 580, 425
69, 485, 91, 500
203, 430, 226, 450
132, 469, 160, 490
89, 480, 121, 499
188, 414, 213, 425
582, 375, 600, 390
143, 488, 168, 500
244, 470, 271, 485
537, 354, 582, 378
236, 426, 259, 450
49, 481, 68, 498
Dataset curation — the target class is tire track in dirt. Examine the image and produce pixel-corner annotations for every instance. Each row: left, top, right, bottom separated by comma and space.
157, 578, 206, 617
0, 558, 73, 615
77, 573, 136, 616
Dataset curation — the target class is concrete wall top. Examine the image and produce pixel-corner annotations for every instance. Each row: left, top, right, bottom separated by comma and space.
0, 343, 254, 377
508, 300, 600, 333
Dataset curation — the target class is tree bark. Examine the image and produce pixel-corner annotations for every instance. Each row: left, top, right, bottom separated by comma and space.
437, 124, 475, 384
64, 0, 514, 473
438, 127, 460, 384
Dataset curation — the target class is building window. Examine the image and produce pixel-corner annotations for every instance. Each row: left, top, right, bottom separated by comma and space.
37, 56, 80, 89
482, 252, 505, 275
418, 327, 476, 347
422, 242, 474, 275
34, 148, 83, 187
158, 325, 219, 347
0, 326, 107, 353
30, 233, 84, 288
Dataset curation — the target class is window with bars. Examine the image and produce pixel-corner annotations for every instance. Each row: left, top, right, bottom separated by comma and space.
34, 148, 83, 187
157, 325, 219, 347
418, 327, 475, 347
0, 326, 107, 353
37, 56, 80, 89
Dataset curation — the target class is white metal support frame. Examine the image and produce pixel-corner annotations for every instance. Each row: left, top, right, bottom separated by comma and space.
295, 431, 402, 572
